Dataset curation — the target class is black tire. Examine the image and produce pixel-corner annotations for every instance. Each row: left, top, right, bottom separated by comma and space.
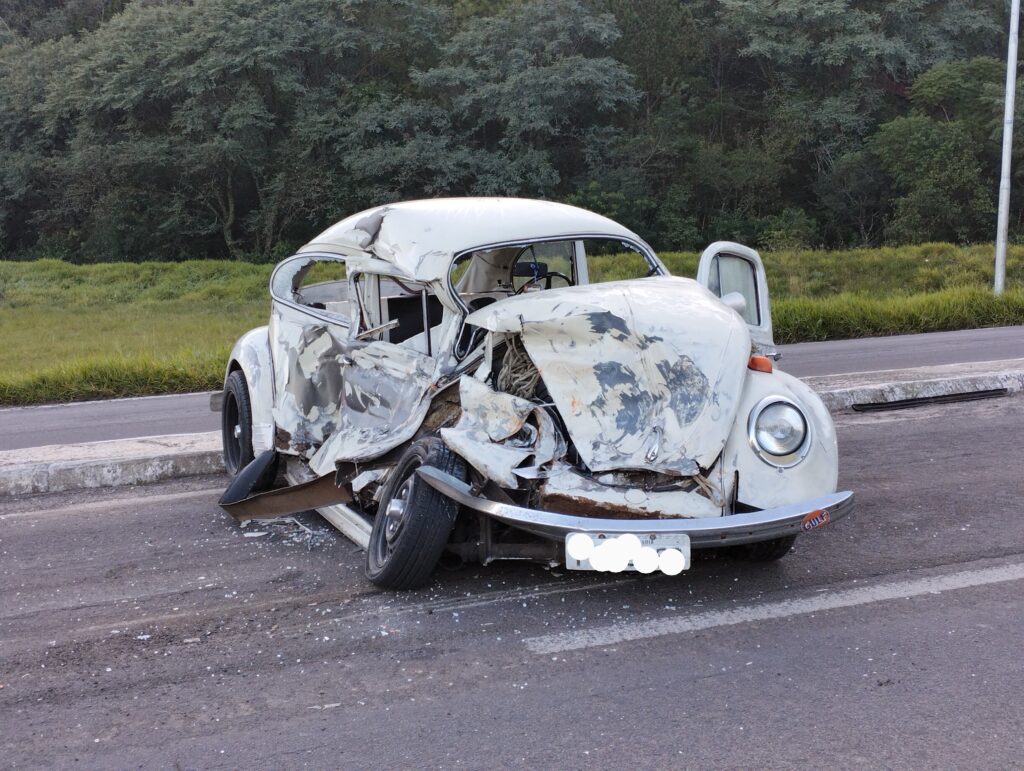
737, 534, 797, 562
366, 437, 467, 590
221, 369, 255, 477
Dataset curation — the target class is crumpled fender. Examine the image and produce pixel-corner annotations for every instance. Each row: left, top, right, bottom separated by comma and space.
440, 377, 565, 488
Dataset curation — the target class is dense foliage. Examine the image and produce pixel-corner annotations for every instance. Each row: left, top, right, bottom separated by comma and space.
0, 0, 1018, 261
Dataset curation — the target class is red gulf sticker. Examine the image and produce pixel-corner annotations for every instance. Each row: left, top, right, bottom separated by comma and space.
801, 510, 830, 532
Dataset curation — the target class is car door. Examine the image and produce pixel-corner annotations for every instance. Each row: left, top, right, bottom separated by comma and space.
268, 253, 353, 457
696, 241, 775, 353
304, 271, 442, 477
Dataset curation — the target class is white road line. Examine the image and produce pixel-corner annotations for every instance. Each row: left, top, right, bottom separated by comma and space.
524, 561, 1024, 655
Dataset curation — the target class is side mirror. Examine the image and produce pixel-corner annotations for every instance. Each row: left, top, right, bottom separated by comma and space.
720, 291, 747, 316
696, 242, 774, 349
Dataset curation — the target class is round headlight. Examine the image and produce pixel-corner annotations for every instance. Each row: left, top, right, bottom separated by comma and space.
754, 401, 807, 456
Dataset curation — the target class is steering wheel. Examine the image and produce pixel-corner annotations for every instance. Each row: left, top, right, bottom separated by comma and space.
514, 271, 573, 294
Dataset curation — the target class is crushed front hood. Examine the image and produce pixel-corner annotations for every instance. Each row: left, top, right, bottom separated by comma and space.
467, 277, 751, 475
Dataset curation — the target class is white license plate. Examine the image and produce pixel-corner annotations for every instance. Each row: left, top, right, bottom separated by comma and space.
564, 532, 692, 573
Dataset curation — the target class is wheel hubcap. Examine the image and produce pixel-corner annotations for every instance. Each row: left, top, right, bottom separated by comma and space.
233, 424, 242, 439
384, 478, 414, 545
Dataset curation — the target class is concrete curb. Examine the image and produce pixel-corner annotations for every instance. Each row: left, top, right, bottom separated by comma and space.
3, 360, 1022, 498
0, 432, 223, 497
803, 358, 1024, 412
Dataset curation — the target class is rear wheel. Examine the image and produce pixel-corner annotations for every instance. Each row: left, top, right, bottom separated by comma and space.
221, 370, 254, 477
366, 437, 467, 590
737, 534, 797, 562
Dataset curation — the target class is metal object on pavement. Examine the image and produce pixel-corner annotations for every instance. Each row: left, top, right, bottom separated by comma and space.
219, 451, 353, 520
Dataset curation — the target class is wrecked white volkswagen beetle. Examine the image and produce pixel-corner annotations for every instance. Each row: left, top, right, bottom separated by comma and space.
218, 198, 853, 589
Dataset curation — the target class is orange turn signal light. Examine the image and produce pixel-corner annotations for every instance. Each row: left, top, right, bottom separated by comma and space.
748, 354, 773, 373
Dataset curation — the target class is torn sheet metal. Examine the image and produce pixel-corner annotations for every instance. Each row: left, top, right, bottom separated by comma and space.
538, 464, 724, 520
269, 315, 347, 457
457, 376, 534, 440
440, 377, 565, 488
351, 468, 387, 493
467, 277, 751, 475
269, 290, 441, 473
220, 471, 353, 521
308, 340, 437, 476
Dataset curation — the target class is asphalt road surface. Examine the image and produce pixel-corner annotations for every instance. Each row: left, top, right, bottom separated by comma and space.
779, 324, 1024, 377
3, 396, 1023, 768
1, 325, 1022, 452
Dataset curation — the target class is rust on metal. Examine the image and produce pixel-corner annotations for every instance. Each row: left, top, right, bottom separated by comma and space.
538, 493, 673, 520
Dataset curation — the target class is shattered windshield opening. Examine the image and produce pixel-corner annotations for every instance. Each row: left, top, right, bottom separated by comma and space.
449, 237, 662, 311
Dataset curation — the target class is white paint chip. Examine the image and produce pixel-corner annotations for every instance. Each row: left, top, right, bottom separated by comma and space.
524, 561, 1024, 655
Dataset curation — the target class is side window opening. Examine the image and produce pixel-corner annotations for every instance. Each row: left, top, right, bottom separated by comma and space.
354, 273, 443, 357
451, 247, 519, 301
272, 256, 350, 322
383, 279, 444, 351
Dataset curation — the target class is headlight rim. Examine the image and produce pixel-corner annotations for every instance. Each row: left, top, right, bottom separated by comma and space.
747, 395, 812, 468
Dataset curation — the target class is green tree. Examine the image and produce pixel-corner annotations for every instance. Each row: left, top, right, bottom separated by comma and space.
0, 0, 131, 43
709, 0, 1003, 246
872, 116, 993, 243
814, 149, 889, 245
0, 38, 70, 256
867, 56, 1016, 244
411, 0, 639, 196
33, 0, 447, 260
0, 0, 1017, 259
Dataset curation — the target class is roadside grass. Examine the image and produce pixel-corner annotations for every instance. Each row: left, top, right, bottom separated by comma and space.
772, 286, 1024, 344
591, 242, 1024, 294
0, 304, 267, 404
0, 260, 269, 404
2, 248, 1023, 405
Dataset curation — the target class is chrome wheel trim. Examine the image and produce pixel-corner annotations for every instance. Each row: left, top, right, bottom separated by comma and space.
384, 477, 414, 545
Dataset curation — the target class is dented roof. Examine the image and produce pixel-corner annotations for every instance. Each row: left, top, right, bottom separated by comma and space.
298, 197, 647, 283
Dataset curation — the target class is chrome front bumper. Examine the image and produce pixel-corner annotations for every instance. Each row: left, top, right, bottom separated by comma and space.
416, 466, 854, 547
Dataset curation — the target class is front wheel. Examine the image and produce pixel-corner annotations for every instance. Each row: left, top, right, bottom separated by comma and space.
221, 370, 254, 477
366, 437, 467, 590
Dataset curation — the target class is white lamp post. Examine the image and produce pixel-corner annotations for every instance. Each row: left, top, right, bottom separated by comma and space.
995, 0, 1021, 295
